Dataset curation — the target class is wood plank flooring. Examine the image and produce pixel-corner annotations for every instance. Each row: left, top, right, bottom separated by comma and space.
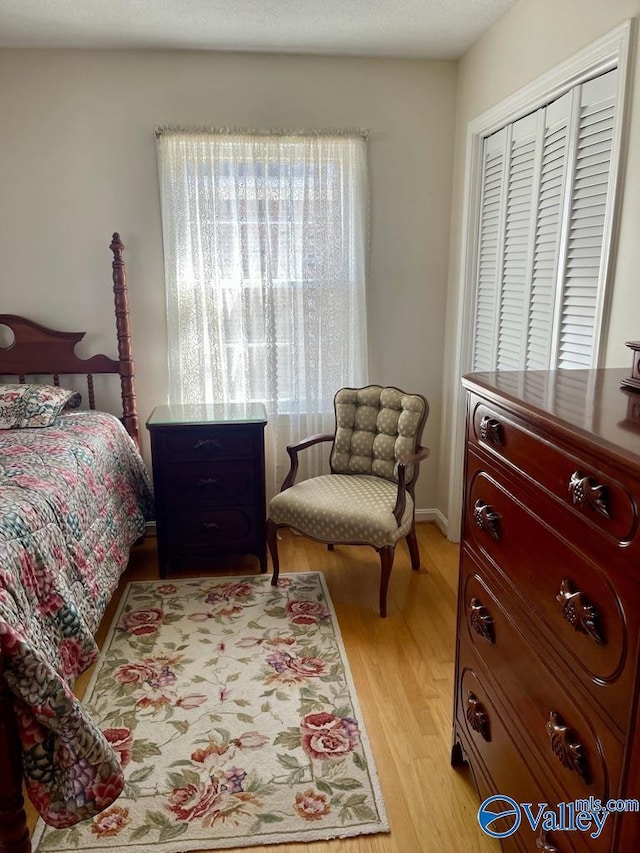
27, 524, 499, 852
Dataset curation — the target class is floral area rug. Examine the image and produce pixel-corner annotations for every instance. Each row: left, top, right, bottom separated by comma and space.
32, 572, 389, 852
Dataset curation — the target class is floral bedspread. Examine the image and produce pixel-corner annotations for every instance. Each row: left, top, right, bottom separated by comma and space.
0, 411, 154, 828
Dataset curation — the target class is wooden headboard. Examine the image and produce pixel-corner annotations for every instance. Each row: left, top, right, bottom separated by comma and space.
0, 233, 140, 448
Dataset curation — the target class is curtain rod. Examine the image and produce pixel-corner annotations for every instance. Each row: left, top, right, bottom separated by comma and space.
155, 125, 369, 140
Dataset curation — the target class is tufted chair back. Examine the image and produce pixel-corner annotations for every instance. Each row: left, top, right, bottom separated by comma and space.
330, 386, 428, 484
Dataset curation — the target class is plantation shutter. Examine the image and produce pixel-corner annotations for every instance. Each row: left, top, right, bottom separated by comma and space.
471, 68, 619, 373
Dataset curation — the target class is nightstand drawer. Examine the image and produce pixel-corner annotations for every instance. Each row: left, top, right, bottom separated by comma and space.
167, 507, 257, 547
155, 426, 257, 461
160, 460, 257, 506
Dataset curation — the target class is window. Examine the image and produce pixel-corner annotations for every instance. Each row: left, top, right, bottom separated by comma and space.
472, 68, 620, 372
156, 129, 369, 496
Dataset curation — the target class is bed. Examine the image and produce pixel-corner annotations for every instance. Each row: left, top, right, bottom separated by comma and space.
0, 234, 154, 853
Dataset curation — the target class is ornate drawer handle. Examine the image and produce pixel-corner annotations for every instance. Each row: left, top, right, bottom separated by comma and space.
469, 597, 495, 644
479, 415, 504, 447
546, 711, 589, 783
473, 500, 501, 540
556, 579, 605, 645
466, 692, 491, 742
194, 438, 223, 451
568, 471, 611, 519
197, 477, 222, 487
201, 521, 223, 530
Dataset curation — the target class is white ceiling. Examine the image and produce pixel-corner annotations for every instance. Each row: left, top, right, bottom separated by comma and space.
0, 0, 517, 60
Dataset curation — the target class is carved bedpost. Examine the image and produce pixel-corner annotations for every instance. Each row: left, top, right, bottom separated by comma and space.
0, 663, 31, 853
109, 233, 140, 449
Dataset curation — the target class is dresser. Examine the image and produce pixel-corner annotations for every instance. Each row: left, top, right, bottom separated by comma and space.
452, 369, 640, 852
146, 403, 267, 576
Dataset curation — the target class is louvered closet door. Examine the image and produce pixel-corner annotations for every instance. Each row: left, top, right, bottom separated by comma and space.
557, 70, 617, 368
497, 113, 538, 370
527, 93, 571, 369
471, 67, 619, 373
473, 128, 507, 371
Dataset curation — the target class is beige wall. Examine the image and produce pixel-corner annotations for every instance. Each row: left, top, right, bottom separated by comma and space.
0, 49, 457, 513
439, 0, 640, 531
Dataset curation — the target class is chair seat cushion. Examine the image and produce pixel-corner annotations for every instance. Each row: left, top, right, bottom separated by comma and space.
268, 474, 414, 549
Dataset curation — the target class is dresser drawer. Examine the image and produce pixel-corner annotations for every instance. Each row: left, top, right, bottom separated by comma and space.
153, 426, 257, 461
166, 507, 257, 548
469, 396, 638, 546
456, 650, 592, 852
460, 553, 623, 813
160, 460, 257, 506
465, 452, 631, 732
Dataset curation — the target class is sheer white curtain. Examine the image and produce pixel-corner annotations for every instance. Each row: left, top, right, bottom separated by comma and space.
156, 129, 369, 499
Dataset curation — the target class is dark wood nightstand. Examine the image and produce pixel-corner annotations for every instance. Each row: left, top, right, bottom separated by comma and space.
146, 402, 267, 577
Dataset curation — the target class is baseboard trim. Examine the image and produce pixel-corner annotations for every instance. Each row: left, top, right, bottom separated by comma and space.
415, 508, 449, 538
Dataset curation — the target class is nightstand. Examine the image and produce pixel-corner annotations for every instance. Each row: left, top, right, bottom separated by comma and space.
146, 402, 267, 577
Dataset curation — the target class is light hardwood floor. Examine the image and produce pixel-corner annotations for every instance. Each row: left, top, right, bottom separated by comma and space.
27, 523, 499, 852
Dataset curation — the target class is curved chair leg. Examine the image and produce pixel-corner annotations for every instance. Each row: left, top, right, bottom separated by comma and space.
378, 546, 395, 617
406, 522, 421, 571
267, 519, 280, 586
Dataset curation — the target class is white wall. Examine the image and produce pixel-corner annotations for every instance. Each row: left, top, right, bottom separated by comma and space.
0, 49, 457, 513
439, 0, 640, 531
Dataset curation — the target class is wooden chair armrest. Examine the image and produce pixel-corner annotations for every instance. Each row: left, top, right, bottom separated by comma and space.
393, 446, 430, 524
397, 445, 430, 468
280, 432, 334, 491
288, 432, 335, 454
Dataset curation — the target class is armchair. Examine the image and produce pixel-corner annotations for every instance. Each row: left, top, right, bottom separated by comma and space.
267, 385, 429, 616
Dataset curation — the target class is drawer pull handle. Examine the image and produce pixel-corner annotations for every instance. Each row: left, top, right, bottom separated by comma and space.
194, 438, 223, 451
201, 521, 223, 531
479, 415, 504, 447
568, 471, 611, 519
473, 500, 501, 540
197, 477, 222, 488
556, 579, 605, 645
469, 597, 495, 644
536, 829, 559, 853
546, 711, 589, 783
466, 692, 491, 742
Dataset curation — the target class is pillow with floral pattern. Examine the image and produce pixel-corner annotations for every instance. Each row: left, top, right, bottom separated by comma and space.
0, 384, 82, 429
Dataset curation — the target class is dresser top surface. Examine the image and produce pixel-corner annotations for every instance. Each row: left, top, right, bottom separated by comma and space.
147, 402, 267, 428
463, 368, 640, 465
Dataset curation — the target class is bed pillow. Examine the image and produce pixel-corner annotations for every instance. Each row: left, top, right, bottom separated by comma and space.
0, 384, 82, 429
